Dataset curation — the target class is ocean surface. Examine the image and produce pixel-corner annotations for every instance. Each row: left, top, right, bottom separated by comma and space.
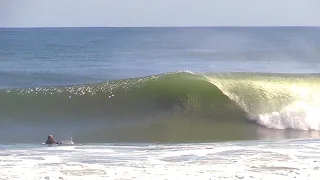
1, 27, 320, 179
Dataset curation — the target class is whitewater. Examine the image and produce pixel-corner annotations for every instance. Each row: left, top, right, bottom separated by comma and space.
1, 27, 320, 179
2, 140, 320, 180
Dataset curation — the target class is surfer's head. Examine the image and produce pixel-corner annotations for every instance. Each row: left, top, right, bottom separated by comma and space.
48, 135, 53, 140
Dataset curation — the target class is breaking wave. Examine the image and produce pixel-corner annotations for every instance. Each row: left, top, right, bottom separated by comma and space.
1, 71, 320, 143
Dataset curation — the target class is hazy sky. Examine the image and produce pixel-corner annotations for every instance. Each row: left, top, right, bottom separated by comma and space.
1, 0, 320, 27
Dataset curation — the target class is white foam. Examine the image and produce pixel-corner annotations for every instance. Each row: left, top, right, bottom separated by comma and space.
255, 101, 320, 130
1, 141, 320, 180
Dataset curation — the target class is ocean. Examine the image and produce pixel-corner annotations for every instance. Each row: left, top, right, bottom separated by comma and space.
1, 27, 320, 179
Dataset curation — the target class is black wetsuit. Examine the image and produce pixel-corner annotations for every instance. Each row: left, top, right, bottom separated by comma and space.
45, 139, 61, 144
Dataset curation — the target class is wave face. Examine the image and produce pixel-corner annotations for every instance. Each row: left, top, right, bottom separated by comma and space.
1, 72, 320, 143
0, 72, 243, 121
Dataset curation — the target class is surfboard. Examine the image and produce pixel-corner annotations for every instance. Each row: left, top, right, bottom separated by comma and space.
42, 141, 74, 146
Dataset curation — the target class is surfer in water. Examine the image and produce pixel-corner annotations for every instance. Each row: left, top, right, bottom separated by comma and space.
45, 135, 61, 145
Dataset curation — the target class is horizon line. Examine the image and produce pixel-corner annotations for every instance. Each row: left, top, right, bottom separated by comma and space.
1, 25, 320, 29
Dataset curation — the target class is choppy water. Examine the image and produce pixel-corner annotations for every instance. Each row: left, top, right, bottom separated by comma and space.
1, 139, 320, 180
1, 27, 320, 179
